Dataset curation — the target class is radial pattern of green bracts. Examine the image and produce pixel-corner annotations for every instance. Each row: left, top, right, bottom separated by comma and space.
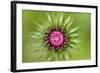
30, 12, 79, 61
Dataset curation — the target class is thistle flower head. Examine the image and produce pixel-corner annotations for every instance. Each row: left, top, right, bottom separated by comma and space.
31, 12, 79, 61
44, 26, 68, 51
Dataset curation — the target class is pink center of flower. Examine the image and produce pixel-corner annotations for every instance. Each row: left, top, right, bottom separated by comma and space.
49, 31, 64, 48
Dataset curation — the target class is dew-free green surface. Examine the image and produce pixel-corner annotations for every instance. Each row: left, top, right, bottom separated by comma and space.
22, 10, 91, 63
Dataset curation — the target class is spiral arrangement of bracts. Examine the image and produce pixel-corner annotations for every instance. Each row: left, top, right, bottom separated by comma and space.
31, 12, 79, 61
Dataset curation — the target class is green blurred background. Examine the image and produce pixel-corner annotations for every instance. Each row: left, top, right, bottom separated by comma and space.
22, 10, 91, 63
